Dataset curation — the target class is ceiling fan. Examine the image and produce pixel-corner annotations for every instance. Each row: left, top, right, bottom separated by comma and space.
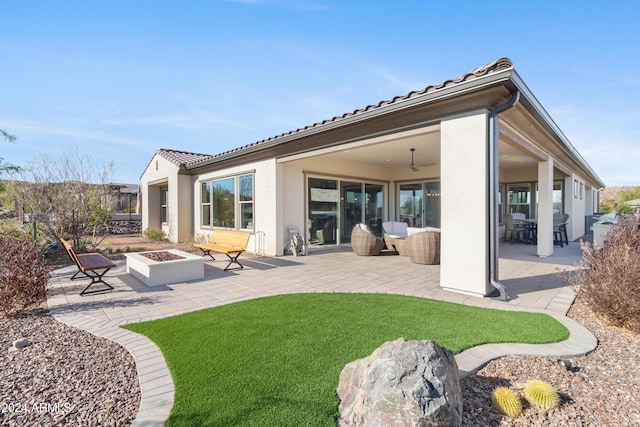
409, 148, 419, 172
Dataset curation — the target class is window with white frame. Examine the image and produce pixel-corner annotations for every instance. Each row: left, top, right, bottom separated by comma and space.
201, 181, 211, 226
200, 173, 254, 230
161, 187, 168, 223
239, 174, 253, 229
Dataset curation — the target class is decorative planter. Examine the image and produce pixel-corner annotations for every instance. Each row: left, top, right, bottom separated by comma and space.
125, 249, 204, 287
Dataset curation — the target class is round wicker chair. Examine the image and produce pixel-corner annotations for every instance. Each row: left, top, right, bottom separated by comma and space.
405, 231, 440, 265
351, 224, 384, 256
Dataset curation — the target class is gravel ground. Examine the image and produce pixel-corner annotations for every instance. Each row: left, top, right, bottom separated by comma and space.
461, 297, 640, 426
1, 288, 638, 426
0, 305, 140, 427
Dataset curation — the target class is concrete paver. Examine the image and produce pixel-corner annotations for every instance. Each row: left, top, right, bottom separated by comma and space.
46, 241, 596, 426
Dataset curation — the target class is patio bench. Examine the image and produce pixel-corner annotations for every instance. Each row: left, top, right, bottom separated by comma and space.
61, 238, 117, 295
194, 229, 251, 271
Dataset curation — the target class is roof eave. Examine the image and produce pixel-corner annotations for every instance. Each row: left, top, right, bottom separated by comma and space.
509, 71, 606, 188
187, 69, 516, 170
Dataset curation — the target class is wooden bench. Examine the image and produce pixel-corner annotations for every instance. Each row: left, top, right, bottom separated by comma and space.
61, 238, 117, 295
194, 230, 251, 271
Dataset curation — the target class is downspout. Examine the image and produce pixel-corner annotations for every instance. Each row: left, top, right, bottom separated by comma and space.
488, 90, 520, 301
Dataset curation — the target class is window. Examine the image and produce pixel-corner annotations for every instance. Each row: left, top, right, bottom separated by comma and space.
398, 181, 440, 228
239, 174, 253, 229
160, 187, 168, 223
201, 182, 211, 226
200, 174, 254, 230
535, 180, 564, 216
553, 181, 563, 214
213, 177, 235, 228
507, 183, 531, 217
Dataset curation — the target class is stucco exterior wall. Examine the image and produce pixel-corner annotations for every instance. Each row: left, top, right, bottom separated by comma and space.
140, 154, 178, 240
440, 110, 492, 297
191, 158, 279, 256
565, 174, 587, 240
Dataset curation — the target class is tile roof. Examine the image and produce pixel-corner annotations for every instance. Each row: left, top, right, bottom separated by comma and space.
157, 148, 213, 167
184, 57, 514, 168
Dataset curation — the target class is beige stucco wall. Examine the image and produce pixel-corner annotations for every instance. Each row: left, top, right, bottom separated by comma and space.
280, 156, 391, 251
440, 109, 492, 297
140, 154, 181, 241
191, 158, 279, 255
565, 174, 588, 240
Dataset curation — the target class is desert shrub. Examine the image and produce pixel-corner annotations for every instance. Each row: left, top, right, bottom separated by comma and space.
0, 217, 25, 237
569, 216, 640, 333
143, 226, 165, 241
0, 235, 51, 317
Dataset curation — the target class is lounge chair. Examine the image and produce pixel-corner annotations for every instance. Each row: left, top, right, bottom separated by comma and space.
61, 238, 116, 295
351, 224, 384, 256
405, 230, 440, 265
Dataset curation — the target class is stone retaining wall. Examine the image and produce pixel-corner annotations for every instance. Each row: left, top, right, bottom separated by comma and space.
89, 220, 142, 235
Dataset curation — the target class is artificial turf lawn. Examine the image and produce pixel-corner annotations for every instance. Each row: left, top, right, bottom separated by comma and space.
123, 293, 568, 426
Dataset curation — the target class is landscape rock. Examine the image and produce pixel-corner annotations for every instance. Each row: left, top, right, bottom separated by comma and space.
13, 337, 31, 348
337, 338, 462, 427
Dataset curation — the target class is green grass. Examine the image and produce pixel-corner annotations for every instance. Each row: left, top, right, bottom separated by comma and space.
123, 293, 568, 426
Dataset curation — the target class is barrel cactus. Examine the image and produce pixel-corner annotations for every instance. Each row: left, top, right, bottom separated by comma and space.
523, 380, 560, 411
492, 386, 522, 418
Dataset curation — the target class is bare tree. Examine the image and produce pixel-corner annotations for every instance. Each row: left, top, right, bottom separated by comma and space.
1, 129, 19, 177
13, 146, 115, 251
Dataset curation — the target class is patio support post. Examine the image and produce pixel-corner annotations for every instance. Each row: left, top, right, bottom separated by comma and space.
537, 158, 554, 257
440, 109, 494, 297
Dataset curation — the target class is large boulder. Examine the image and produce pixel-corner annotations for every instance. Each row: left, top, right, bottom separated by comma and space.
337, 338, 462, 427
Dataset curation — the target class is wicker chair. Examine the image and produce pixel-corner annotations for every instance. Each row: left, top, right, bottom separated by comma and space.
351, 224, 384, 256
382, 221, 408, 253
405, 230, 440, 265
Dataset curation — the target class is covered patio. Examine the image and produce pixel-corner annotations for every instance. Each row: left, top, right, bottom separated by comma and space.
142, 58, 604, 304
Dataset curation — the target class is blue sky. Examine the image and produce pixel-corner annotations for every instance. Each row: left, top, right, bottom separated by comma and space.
1, 0, 639, 186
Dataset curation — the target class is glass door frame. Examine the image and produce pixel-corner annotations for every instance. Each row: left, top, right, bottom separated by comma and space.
396, 180, 441, 228
306, 174, 387, 246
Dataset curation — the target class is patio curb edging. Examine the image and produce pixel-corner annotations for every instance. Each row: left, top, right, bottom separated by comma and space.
455, 314, 598, 379
47, 292, 174, 427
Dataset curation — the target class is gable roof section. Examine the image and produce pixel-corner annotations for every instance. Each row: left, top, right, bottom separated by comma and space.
140, 148, 213, 179
186, 57, 514, 169
157, 148, 212, 167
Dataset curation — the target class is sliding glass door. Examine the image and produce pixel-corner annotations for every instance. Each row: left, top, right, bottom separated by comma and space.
308, 177, 385, 245
398, 181, 440, 228
308, 178, 339, 245
365, 184, 384, 235
341, 181, 362, 243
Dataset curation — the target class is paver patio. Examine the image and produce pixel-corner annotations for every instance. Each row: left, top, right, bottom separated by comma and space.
46, 241, 596, 426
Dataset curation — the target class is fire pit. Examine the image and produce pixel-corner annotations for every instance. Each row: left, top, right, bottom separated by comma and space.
124, 249, 204, 287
